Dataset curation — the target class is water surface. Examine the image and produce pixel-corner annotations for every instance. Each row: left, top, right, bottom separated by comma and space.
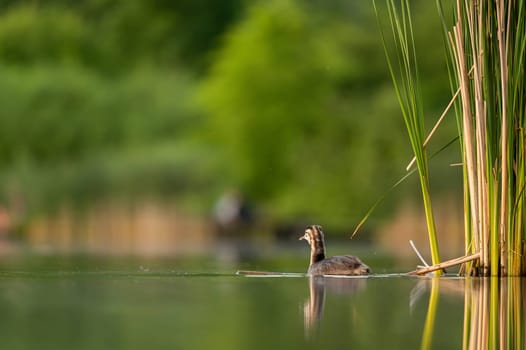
0, 258, 468, 350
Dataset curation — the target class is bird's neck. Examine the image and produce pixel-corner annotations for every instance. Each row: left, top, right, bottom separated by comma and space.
310, 241, 326, 266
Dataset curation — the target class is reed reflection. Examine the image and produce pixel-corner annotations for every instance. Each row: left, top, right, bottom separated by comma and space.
462, 278, 526, 350
416, 277, 526, 349
303, 276, 367, 337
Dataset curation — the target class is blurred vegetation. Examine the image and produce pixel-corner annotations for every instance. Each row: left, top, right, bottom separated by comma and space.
0, 0, 459, 235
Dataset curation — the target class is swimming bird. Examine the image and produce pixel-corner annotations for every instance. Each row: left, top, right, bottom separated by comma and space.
299, 225, 371, 276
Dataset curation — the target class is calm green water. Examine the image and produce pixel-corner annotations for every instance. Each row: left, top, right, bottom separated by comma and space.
0, 256, 469, 350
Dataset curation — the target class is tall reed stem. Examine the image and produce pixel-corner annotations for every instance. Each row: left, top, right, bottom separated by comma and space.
444, 0, 526, 276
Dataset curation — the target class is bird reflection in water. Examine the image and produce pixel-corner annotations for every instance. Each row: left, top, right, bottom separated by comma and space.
303, 276, 368, 337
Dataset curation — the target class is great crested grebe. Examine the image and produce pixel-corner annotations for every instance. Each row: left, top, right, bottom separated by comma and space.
299, 225, 371, 276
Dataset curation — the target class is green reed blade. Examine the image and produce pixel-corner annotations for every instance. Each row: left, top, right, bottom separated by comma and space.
374, 0, 442, 269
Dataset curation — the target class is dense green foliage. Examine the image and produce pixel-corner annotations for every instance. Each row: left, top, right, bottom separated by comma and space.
200, 1, 453, 226
201, 1, 405, 224
0, 0, 244, 71
0, 0, 456, 233
0, 66, 193, 163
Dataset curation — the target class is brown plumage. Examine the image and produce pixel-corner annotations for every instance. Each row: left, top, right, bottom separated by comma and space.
299, 225, 371, 276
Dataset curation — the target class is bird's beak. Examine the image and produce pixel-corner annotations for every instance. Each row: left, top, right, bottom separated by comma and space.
298, 235, 305, 241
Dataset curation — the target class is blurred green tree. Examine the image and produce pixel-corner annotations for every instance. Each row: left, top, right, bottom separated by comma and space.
0, 0, 456, 234
0, 5, 90, 66
199, 0, 411, 228
0, 66, 193, 164
0, 0, 245, 72
0, 0, 241, 217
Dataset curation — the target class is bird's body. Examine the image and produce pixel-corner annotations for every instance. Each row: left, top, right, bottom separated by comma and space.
307, 255, 370, 276
300, 225, 371, 276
